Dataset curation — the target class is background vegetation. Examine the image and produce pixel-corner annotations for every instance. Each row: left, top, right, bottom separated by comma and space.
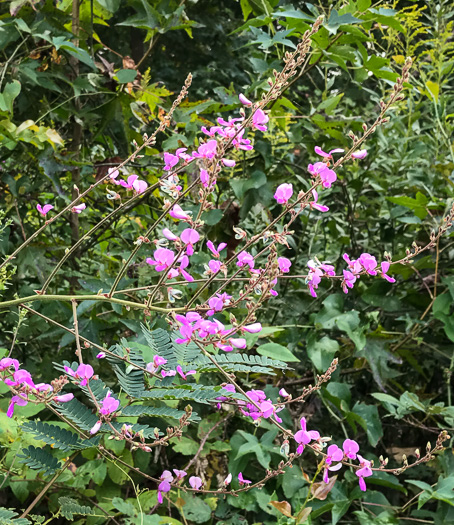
0, 0, 453, 523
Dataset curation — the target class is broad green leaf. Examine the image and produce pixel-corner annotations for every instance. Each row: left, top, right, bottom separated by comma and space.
256, 342, 299, 362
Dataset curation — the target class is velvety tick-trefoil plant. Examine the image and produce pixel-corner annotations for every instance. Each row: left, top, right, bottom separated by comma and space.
1, 15, 453, 523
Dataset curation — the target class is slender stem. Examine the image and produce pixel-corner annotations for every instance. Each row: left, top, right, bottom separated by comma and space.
19, 452, 79, 519
0, 294, 184, 312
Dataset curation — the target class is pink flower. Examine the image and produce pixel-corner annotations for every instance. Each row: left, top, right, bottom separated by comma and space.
325, 444, 343, 466
173, 469, 187, 480
64, 363, 94, 387
99, 391, 120, 415
279, 388, 290, 398
164, 152, 179, 171
252, 109, 269, 132
243, 323, 262, 334
189, 476, 203, 490
180, 228, 200, 256
207, 241, 227, 258
169, 204, 192, 221
7, 369, 35, 389
193, 139, 217, 159
224, 473, 232, 485
229, 338, 246, 349
314, 146, 344, 158
158, 470, 173, 503
342, 270, 357, 294
90, 420, 102, 435
108, 167, 120, 182
308, 162, 337, 188
237, 251, 254, 269
54, 393, 74, 403
294, 417, 320, 454
34, 383, 53, 392
71, 203, 86, 214
352, 149, 367, 159
120, 174, 138, 189
274, 183, 293, 204
343, 439, 359, 460
7, 395, 28, 418
133, 179, 148, 194
0, 358, 20, 371
146, 248, 175, 272
176, 365, 196, 380
222, 158, 236, 167
208, 260, 222, 274
96, 352, 106, 359
358, 253, 378, 275
238, 472, 251, 485
278, 257, 291, 273
239, 93, 252, 106
380, 261, 396, 283
356, 454, 373, 491
309, 190, 329, 212
223, 384, 236, 393
36, 204, 54, 216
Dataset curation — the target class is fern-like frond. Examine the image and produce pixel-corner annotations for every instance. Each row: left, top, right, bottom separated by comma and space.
18, 446, 60, 476
191, 353, 289, 375
121, 405, 200, 421
22, 421, 99, 451
108, 342, 145, 397
58, 497, 92, 521
0, 507, 30, 524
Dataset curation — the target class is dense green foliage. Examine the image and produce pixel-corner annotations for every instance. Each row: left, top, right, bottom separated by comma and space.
0, 0, 454, 523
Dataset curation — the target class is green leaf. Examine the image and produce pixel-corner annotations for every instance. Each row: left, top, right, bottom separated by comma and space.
22, 421, 98, 451
58, 497, 93, 520
178, 495, 212, 523
121, 405, 200, 421
116, 69, 138, 84
18, 446, 61, 476
352, 403, 383, 446
256, 342, 299, 362
317, 94, 344, 114
326, 10, 362, 34
0, 80, 21, 114
307, 335, 338, 372
425, 81, 439, 103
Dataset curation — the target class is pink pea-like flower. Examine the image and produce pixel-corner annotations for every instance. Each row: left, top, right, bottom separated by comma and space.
36, 203, 54, 216
71, 203, 86, 214
294, 417, 320, 454
239, 93, 252, 106
133, 179, 147, 194
224, 473, 232, 485
99, 391, 120, 416
146, 248, 175, 272
237, 251, 254, 269
278, 257, 291, 273
164, 152, 179, 171
96, 352, 106, 359
229, 338, 247, 349
309, 190, 329, 212
380, 261, 396, 283
108, 167, 120, 182
279, 388, 290, 398
90, 420, 102, 435
7, 395, 28, 418
169, 204, 192, 221
274, 183, 293, 204
207, 240, 227, 258
243, 323, 262, 334
222, 158, 236, 167
314, 146, 344, 158
193, 139, 217, 159
189, 476, 203, 490
180, 228, 200, 256
157, 470, 173, 503
343, 439, 359, 459
238, 472, 251, 485
308, 162, 337, 188
54, 393, 74, 403
0, 358, 20, 371
173, 469, 187, 480
162, 228, 178, 241
356, 454, 373, 491
223, 384, 235, 393
252, 109, 269, 132
352, 149, 367, 159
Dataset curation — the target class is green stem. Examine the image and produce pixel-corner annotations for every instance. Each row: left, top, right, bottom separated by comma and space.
0, 294, 184, 312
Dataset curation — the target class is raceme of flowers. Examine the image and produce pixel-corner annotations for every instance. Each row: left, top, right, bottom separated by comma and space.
0, 357, 74, 417
21, 91, 399, 510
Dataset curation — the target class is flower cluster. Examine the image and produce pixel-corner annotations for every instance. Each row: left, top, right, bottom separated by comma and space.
108, 169, 148, 195
293, 418, 373, 491
0, 357, 73, 417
